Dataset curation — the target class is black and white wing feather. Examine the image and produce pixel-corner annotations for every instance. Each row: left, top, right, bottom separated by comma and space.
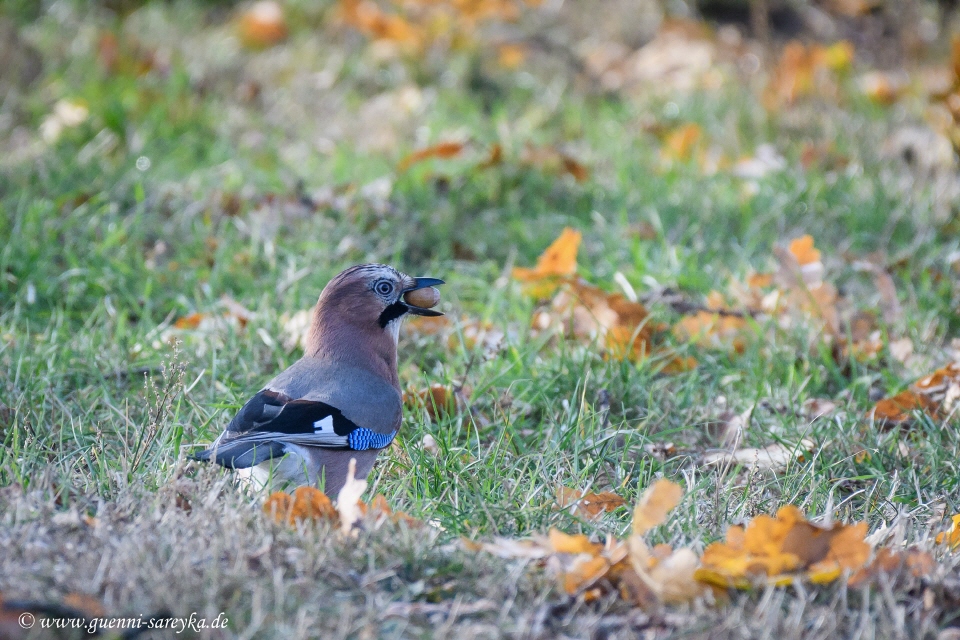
191, 389, 395, 469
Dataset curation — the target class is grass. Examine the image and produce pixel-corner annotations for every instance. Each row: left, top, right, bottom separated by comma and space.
2, 0, 960, 637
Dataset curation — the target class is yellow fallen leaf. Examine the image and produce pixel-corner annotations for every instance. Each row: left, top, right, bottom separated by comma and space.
937, 514, 960, 549
548, 528, 602, 555
632, 479, 683, 535
696, 506, 870, 588
512, 227, 581, 298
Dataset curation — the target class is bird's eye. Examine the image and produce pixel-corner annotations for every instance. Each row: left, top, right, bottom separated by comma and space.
375, 280, 394, 296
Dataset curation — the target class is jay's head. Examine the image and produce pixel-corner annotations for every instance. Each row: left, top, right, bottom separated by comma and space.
314, 264, 444, 345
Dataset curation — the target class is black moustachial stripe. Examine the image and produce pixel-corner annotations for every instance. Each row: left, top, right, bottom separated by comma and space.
378, 301, 408, 328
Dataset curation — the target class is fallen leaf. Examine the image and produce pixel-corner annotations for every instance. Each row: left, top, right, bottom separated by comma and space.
557, 488, 627, 519
660, 123, 703, 164
468, 477, 702, 608
337, 458, 369, 534
558, 554, 610, 595
868, 390, 938, 427
627, 480, 703, 603
632, 479, 683, 535
937, 514, 960, 549
859, 71, 907, 105
340, 0, 423, 49
238, 1, 288, 49
696, 506, 870, 588
847, 547, 936, 588
263, 486, 337, 526
512, 228, 581, 298
62, 593, 106, 618
520, 145, 590, 182
462, 536, 551, 559
701, 439, 815, 472
547, 528, 603, 555
536, 278, 665, 363
279, 308, 313, 351
789, 235, 821, 267
673, 292, 751, 354
398, 141, 466, 172
764, 41, 852, 109
403, 383, 466, 420
497, 43, 526, 69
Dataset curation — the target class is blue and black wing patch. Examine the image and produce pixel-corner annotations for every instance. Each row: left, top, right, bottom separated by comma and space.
190, 390, 397, 469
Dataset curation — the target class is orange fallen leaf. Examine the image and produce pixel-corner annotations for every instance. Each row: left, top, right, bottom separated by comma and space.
673, 292, 751, 354
263, 486, 337, 526
535, 278, 666, 363
405, 313, 451, 337
478, 143, 503, 169
398, 141, 466, 172
868, 390, 938, 427
547, 528, 603, 555
789, 235, 821, 267
340, 0, 422, 48
497, 43, 526, 69
860, 71, 906, 105
174, 312, 207, 330
560, 555, 609, 595
867, 361, 960, 428
238, 1, 289, 49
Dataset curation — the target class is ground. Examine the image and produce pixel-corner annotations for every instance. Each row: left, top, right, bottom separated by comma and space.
2, 1, 960, 638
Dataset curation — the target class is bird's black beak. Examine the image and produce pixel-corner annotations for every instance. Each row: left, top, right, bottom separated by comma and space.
403, 277, 445, 317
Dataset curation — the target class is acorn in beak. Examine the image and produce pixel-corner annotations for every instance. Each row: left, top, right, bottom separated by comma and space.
401, 277, 444, 317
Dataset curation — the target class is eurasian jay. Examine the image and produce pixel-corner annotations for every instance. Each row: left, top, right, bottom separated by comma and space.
191, 264, 443, 495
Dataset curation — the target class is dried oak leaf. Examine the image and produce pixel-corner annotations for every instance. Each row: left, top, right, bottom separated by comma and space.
535, 278, 669, 365
695, 505, 870, 588
632, 479, 682, 535
556, 487, 627, 520
847, 547, 935, 588
868, 362, 960, 428
626, 480, 703, 604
